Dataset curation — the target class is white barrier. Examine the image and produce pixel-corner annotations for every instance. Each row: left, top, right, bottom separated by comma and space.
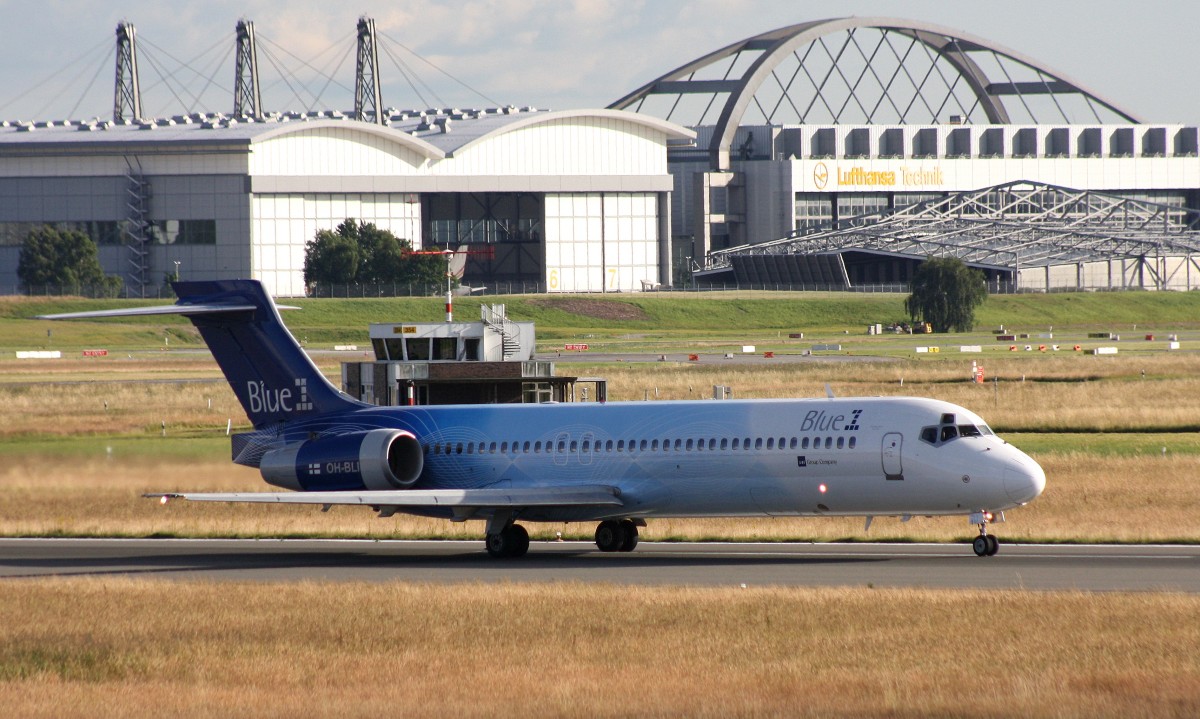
959, 346, 982, 353
16, 351, 61, 359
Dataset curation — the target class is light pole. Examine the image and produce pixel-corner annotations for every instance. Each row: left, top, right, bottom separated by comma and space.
173, 260, 181, 282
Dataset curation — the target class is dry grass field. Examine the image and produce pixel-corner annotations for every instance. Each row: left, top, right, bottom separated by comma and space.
0, 580, 1196, 718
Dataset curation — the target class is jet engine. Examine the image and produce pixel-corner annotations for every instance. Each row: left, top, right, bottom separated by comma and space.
259, 429, 424, 491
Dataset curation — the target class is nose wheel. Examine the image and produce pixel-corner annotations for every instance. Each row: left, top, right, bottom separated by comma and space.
972, 527, 1000, 557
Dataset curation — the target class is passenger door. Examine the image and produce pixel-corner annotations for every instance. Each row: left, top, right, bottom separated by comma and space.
882, 433, 903, 480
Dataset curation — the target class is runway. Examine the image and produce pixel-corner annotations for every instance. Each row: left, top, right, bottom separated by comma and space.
1, 539, 1197, 591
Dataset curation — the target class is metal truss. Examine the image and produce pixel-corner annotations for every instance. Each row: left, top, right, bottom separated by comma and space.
704, 181, 1200, 273
611, 17, 1142, 169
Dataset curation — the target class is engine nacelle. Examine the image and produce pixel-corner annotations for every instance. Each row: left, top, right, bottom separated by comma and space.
260, 429, 424, 491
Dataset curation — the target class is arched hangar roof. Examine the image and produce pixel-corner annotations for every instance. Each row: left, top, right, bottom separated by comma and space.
611, 17, 1143, 169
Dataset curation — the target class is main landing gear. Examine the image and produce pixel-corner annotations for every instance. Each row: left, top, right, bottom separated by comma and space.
972, 515, 1000, 557
485, 524, 530, 558
595, 519, 640, 553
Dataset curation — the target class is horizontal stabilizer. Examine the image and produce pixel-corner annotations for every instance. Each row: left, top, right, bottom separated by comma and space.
37, 303, 299, 321
147, 485, 624, 509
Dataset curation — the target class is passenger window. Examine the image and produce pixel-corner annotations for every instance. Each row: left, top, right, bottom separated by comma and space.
744, 437, 752, 450
675, 439, 683, 451
940, 426, 958, 442
732, 438, 740, 450
802, 437, 809, 449
790, 437, 797, 449
571, 441, 578, 452
616, 440, 624, 451
766, 438, 775, 450
558, 440, 567, 452
755, 438, 763, 450
837, 437, 844, 449
489, 442, 497, 454
721, 438, 728, 450
500, 442, 508, 454
580, 441, 589, 453
849, 436, 856, 449
686, 439, 694, 451
640, 440, 648, 451
456, 443, 464, 455
824, 437, 832, 449
534, 441, 542, 453
523, 441, 531, 453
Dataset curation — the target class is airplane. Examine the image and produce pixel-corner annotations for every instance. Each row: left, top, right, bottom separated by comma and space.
41, 279, 1045, 558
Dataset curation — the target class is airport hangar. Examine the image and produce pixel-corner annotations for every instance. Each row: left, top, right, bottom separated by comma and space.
613, 17, 1200, 292
0, 108, 693, 297
4, 16, 1200, 296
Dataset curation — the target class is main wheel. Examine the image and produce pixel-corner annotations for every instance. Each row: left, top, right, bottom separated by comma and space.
972, 535, 990, 557
508, 524, 530, 558
985, 534, 1000, 556
595, 520, 627, 552
619, 520, 639, 552
486, 532, 509, 558
485, 525, 531, 558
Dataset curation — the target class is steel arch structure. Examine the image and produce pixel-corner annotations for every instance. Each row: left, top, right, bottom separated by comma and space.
702, 181, 1200, 283
611, 17, 1142, 169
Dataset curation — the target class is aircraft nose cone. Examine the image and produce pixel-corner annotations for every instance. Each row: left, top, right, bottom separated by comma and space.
1004, 457, 1046, 504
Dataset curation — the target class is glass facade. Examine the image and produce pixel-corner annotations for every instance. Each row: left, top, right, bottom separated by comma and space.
0, 220, 215, 247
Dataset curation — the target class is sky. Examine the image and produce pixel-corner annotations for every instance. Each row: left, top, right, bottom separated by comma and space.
1, 0, 1197, 124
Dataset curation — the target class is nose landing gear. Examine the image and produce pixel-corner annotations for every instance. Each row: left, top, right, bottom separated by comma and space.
970, 512, 1000, 556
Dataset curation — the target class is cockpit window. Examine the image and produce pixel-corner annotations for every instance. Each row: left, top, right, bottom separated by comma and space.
940, 413, 956, 425
940, 425, 959, 442
958, 424, 982, 438
920, 427, 938, 445
980, 425, 995, 436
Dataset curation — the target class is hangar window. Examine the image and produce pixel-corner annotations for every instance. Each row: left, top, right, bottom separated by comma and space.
151, 219, 216, 245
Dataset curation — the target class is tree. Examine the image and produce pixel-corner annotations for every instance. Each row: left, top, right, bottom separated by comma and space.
905, 257, 987, 333
18, 225, 123, 296
303, 228, 360, 285
302, 219, 451, 292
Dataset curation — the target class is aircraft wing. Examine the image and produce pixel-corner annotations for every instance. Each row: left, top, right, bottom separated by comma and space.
148, 485, 624, 509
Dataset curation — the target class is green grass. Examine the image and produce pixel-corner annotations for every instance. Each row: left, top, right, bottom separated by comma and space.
0, 435, 231, 460
6, 290, 1200, 351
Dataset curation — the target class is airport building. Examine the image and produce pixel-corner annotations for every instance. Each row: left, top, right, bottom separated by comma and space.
0, 109, 691, 297
612, 18, 1200, 291
2, 16, 1199, 295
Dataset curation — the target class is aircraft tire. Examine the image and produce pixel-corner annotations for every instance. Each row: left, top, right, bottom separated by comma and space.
508, 524, 530, 557
486, 525, 530, 558
619, 521, 639, 552
972, 535, 990, 557
595, 520, 627, 552
985, 535, 1000, 556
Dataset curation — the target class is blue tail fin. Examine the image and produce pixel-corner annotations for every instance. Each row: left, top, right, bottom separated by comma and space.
173, 280, 364, 427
